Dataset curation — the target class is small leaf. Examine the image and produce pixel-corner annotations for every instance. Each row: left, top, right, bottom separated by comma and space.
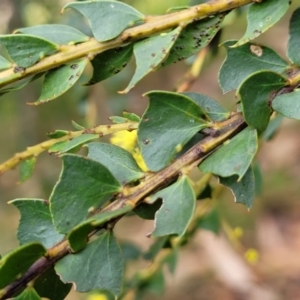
151, 176, 196, 237
47, 130, 69, 138
10, 198, 64, 248
220, 166, 255, 209
287, 8, 300, 65
197, 207, 220, 234
88, 142, 144, 185
272, 89, 300, 120
50, 154, 121, 233
48, 141, 69, 153
55, 134, 98, 154
253, 162, 263, 196
199, 127, 258, 180
183, 92, 230, 121
14, 287, 41, 300
163, 249, 178, 274
0, 242, 46, 289
71, 120, 86, 130
143, 237, 169, 260
63, 1, 144, 42
161, 14, 224, 67
123, 111, 140, 122
219, 40, 288, 93
120, 242, 141, 261
238, 71, 286, 131
138, 270, 165, 296
0, 55, 11, 70
138, 91, 209, 171
34, 267, 72, 300
0, 34, 58, 68
55, 231, 124, 296
19, 156, 36, 182
31, 59, 88, 104
232, 0, 290, 47
68, 205, 132, 252
121, 27, 181, 93
109, 116, 128, 124
84, 44, 133, 85
15, 24, 89, 45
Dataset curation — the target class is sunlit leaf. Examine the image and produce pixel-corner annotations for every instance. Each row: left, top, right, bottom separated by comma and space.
0, 55, 11, 70
15, 24, 89, 45
31, 59, 88, 105
200, 127, 258, 180
88, 142, 144, 185
19, 157, 36, 182
232, 0, 290, 47
138, 91, 209, 171
0, 34, 57, 68
14, 287, 41, 300
63, 0, 144, 42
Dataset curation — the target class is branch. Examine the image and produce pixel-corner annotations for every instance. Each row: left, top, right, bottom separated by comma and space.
0, 121, 138, 175
0, 113, 245, 299
0, 0, 254, 89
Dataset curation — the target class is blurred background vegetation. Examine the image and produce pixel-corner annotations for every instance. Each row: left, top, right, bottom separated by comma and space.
1, 0, 300, 299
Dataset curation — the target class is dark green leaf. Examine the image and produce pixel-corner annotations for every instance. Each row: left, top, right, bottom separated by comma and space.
123, 111, 140, 122
138, 91, 209, 171
71, 120, 86, 130
55, 231, 124, 296
0, 242, 46, 289
0, 55, 11, 70
84, 44, 133, 85
151, 176, 195, 237
238, 71, 286, 131
199, 127, 258, 180
183, 92, 230, 121
0, 34, 57, 68
63, 1, 144, 42
134, 199, 162, 220
161, 14, 224, 67
253, 162, 263, 196
13, 287, 41, 300
122, 28, 181, 93
272, 89, 300, 120
220, 166, 255, 209
47, 130, 69, 138
88, 142, 144, 185
68, 205, 132, 252
15, 24, 89, 45
34, 267, 72, 300
262, 115, 283, 141
197, 184, 212, 199
287, 8, 300, 65
54, 134, 98, 154
19, 157, 36, 182
197, 207, 220, 234
232, 0, 290, 47
10, 199, 64, 248
50, 154, 121, 233
219, 40, 288, 93
32, 59, 88, 104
